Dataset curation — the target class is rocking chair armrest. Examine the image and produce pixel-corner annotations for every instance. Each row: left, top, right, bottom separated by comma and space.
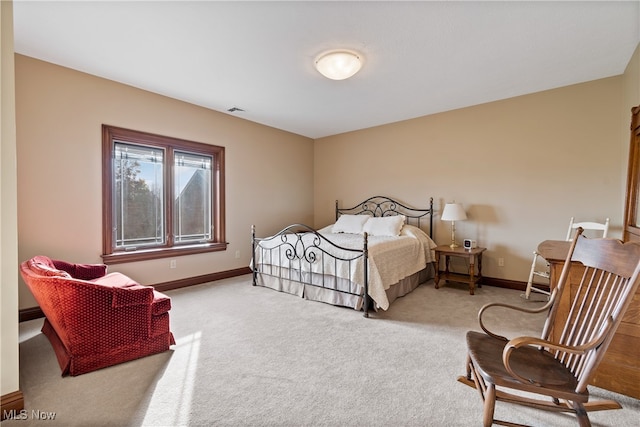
506, 335, 587, 356
502, 336, 585, 386
505, 315, 614, 357
478, 301, 554, 341
501, 329, 611, 387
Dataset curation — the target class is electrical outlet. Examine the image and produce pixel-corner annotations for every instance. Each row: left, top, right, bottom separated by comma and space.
235, 250, 241, 259
170, 259, 177, 269
498, 257, 504, 267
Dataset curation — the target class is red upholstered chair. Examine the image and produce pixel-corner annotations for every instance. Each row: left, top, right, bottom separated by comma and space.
20, 255, 175, 376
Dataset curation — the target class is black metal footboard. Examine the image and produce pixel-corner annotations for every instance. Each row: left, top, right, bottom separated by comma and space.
251, 224, 371, 317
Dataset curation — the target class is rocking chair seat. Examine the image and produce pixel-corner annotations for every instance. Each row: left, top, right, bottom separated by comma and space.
466, 331, 587, 403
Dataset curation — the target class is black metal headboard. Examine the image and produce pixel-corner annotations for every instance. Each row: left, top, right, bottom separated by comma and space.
335, 196, 434, 238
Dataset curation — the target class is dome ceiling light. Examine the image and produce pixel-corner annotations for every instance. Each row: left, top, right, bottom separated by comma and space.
314, 50, 363, 80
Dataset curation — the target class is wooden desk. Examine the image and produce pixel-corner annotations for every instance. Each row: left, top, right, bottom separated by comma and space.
537, 240, 640, 399
434, 245, 486, 295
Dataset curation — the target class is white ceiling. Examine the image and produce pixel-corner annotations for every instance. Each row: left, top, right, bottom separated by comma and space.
12, 1, 640, 139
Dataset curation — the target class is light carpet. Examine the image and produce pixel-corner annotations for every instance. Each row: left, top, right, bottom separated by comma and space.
6, 275, 640, 427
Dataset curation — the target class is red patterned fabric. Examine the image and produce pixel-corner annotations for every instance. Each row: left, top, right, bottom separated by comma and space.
51, 259, 107, 280
28, 256, 71, 278
20, 256, 175, 376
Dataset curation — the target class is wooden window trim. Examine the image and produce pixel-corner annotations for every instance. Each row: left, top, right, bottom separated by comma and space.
102, 125, 226, 265
624, 106, 640, 242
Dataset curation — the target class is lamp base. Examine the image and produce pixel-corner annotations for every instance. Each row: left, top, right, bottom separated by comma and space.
449, 221, 459, 248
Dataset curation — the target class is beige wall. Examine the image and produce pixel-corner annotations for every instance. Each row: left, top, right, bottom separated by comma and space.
315, 57, 640, 282
15, 55, 314, 309
1, 0, 20, 398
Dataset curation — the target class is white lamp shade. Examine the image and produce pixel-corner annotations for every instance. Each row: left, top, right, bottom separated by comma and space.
441, 203, 467, 221
315, 50, 362, 80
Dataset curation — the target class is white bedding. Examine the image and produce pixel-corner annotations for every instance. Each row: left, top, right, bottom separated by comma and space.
253, 224, 436, 310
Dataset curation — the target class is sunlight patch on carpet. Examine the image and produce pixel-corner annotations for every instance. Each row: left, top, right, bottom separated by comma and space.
142, 331, 201, 426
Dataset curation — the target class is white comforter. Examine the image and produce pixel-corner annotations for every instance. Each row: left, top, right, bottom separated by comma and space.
254, 225, 436, 310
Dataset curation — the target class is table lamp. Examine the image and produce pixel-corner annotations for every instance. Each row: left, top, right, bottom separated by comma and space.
441, 203, 467, 248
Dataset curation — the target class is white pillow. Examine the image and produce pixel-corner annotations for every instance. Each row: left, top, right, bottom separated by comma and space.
332, 214, 370, 234
363, 215, 406, 237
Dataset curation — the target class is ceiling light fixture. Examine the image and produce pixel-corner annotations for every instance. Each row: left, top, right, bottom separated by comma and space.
315, 50, 363, 80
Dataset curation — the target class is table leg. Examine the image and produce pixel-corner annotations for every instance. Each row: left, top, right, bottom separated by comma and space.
469, 256, 475, 295
434, 251, 441, 288
477, 253, 483, 288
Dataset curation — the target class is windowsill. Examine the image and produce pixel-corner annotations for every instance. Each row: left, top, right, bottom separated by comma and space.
101, 242, 228, 265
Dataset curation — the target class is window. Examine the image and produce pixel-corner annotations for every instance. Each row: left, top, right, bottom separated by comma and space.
102, 125, 226, 264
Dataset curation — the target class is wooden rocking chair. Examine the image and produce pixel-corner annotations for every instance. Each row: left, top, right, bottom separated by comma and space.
458, 228, 640, 426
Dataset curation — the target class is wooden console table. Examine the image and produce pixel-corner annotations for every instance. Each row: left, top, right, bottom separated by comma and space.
537, 240, 640, 399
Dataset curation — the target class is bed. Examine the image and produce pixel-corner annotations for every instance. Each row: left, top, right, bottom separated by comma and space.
251, 196, 436, 317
